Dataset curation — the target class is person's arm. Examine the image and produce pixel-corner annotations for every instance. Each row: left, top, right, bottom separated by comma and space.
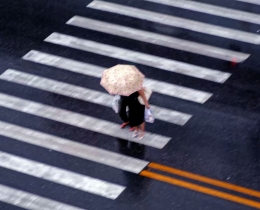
138, 88, 150, 109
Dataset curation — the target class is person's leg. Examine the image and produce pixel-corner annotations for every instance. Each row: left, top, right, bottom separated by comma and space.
139, 122, 145, 139
125, 99, 135, 131
132, 126, 139, 137
119, 97, 129, 128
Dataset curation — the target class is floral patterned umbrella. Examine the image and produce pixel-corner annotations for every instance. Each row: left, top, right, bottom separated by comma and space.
100, 65, 145, 96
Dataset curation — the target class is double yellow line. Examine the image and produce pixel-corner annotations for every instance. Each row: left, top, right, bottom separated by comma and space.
140, 162, 260, 209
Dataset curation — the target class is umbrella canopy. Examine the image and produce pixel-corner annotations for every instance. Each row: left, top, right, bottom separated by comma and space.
100, 65, 144, 96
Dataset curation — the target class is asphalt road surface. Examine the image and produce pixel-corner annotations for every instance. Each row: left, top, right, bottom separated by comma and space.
0, 0, 260, 209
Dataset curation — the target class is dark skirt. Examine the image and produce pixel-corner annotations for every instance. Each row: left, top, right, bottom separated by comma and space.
127, 92, 145, 127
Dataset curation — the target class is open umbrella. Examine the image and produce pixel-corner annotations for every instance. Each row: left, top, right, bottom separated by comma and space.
100, 64, 144, 96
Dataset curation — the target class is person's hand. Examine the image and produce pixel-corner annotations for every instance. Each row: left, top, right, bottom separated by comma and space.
146, 104, 150, 109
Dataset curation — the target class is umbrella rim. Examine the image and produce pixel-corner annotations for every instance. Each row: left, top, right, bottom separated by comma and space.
100, 79, 144, 96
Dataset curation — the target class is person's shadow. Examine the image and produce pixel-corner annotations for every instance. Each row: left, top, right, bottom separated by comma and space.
118, 138, 145, 159
117, 138, 151, 202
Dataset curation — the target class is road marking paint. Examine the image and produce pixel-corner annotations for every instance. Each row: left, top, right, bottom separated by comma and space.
140, 170, 260, 209
0, 184, 85, 210
148, 162, 260, 199
22, 50, 212, 103
67, 16, 250, 62
0, 69, 191, 126
44, 32, 231, 83
0, 151, 125, 199
0, 120, 148, 174
146, 0, 260, 25
0, 93, 170, 149
236, 0, 260, 5
87, 1, 260, 45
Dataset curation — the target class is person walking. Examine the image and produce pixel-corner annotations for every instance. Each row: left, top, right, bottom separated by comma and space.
119, 96, 136, 131
127, 88, 150, 139
100, 64, 149, 139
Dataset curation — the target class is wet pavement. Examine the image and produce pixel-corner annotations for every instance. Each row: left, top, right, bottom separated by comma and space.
0, 0, 260, 209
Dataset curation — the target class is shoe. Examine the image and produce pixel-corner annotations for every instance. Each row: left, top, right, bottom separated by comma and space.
132, 131, 138, 138
121, 122, 129, 129
139, 132, 145, 140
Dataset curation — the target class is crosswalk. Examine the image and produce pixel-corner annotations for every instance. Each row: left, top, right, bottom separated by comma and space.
22, 50, 211, 103
0, 0, 258, 209
0, 121, 148, 173
66, 16, 250, 62
0, 92, 171, 148
45, 32, 231, 83
0, 184, 85, 210
146, 0, 260, 25
236, 0, 260, 5
0, 69, 192, 125
87, 1, 260, 44
0, 151, 125, 199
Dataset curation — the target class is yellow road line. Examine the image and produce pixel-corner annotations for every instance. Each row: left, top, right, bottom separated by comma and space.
140, 170, 260, 209
148, 162, 260, 199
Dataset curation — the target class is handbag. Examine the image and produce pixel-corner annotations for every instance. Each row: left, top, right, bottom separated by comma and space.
112, 95, 120, 113
145, 108, 154, 123
138, 87, 152, 105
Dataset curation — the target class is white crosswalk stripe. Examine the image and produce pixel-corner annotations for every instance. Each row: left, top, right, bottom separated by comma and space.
0, 184, 85, 210
66, 16, 250, 62
237, 0, 260, 5
0, 69, 192, 126
146, 0, 260, 25
0, 151, 125, 199
0, 121, 149, 173
44, 32, 231, 83
0, 92, 171, 149
22, 50, 212, 104
87, 1, 260, 44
